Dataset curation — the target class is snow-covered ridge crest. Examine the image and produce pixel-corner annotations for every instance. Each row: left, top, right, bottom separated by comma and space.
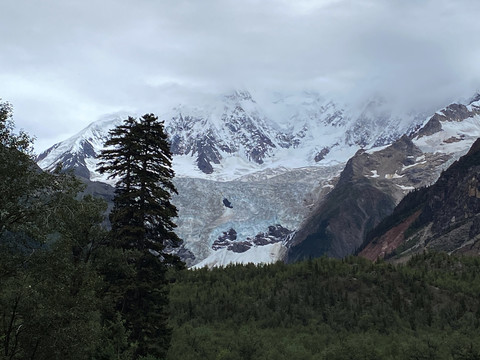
37, 112, 133, 181
36, 90, 426, 182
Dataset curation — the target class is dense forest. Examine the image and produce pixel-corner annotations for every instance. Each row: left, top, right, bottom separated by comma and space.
2, 100, 480, 359
168, 253, 480, 360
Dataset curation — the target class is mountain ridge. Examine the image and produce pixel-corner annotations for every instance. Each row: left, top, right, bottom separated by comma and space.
35, 91, 480, 267
359, 137, 480, 261
36, 90, 425, 182
287, 96, 480, 262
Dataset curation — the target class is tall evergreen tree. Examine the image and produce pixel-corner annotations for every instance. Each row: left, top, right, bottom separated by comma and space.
97, 113, 182, 359
98, 114, 180, 253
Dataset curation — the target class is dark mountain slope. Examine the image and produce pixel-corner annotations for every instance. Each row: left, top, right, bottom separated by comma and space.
287, 96, 480, 263
360, 138, 480, 260
287, 136, 424, 261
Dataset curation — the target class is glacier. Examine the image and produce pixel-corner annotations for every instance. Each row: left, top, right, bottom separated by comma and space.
173, 165, 343, 266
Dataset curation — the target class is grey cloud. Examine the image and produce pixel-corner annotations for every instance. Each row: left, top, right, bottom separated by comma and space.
1, 0, 480, 151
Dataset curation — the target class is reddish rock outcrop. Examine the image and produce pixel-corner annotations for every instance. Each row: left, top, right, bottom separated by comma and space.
359, 210, 421, 261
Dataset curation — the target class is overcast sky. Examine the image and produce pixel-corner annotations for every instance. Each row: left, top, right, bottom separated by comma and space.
1, 0, 480, 153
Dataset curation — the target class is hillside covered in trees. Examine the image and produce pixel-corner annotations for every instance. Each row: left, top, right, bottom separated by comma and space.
168, 253, 480, 360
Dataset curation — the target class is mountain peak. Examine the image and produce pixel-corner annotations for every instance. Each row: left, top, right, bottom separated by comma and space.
224, 90, 255, 103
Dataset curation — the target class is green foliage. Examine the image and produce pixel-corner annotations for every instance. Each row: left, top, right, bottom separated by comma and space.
0, 102, 61, 248
97, 114, 182, 359
97, 114, 180, 253
168, 253, 480, 360
0, 101, 125, 359
0, 184, 110, 359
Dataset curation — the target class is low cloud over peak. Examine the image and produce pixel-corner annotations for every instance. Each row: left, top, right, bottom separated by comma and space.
1, 0, 479, 151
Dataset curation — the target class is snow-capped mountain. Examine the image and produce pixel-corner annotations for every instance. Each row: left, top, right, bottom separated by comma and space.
36, 90, 479, 268
165, 90, 291, 175
36, 113, 127, 182
288, 94, 480, 262
37, 90, 425, 183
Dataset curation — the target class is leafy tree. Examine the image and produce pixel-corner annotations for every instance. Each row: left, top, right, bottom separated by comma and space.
0, 100, 55, 250
14, 194, 108, 360
0, 100, 110, 359
97, 113, 182, 359
0, 99, 62, 288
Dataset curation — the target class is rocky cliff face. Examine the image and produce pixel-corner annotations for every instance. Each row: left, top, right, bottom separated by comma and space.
288, 95, 480, 262
359, 138, 480, 261
287, 136, 424, 261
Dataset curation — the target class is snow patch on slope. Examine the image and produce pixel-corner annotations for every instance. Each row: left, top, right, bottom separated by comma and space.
192, 243, 286, 269
414, 115, 480, 155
